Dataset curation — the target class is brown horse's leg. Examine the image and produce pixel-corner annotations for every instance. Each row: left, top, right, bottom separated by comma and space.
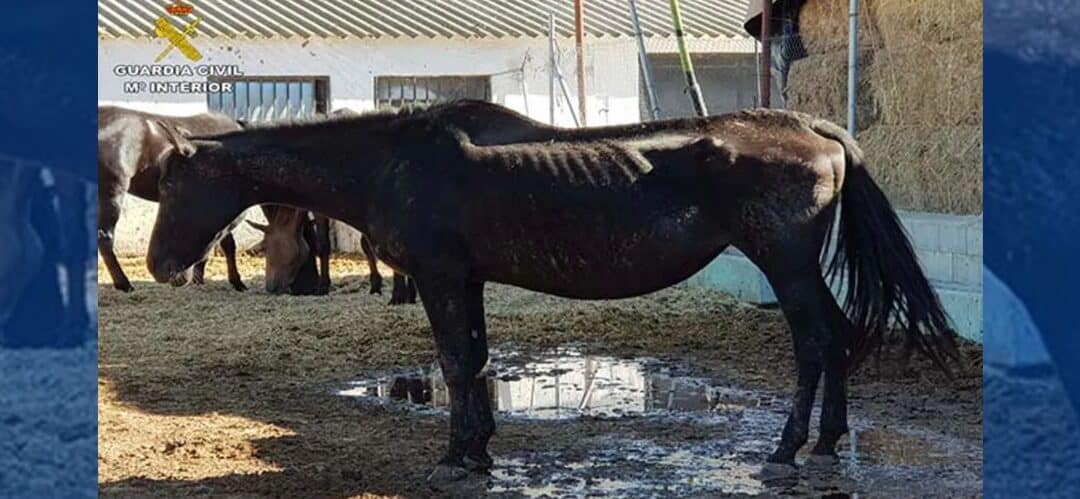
219, 233, 246, 291
360, 234, 382, 295
314, 215, 332, 295
98, 188, 133, 292
412, 266, 493, 484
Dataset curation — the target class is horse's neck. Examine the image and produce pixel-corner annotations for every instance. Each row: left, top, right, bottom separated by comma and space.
234, 146, 373, 229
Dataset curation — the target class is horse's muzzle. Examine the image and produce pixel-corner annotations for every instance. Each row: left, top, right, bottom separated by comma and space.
149, 258, 189, 286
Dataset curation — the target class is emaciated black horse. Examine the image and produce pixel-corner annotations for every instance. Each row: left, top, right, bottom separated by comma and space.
146, 101, 959, 482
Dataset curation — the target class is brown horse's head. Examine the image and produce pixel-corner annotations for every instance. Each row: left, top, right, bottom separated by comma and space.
246, 206, 311, 294
147, 123, 249, 286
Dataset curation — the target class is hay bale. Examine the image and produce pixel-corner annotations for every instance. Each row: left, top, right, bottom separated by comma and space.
860, 125, 982, 213
786, 49, 880, 130
798, 0, 981, 52
870, 0, 982, 48
791, 0, 982, 214
868, 39, 982, 126
797, 0, 881, 54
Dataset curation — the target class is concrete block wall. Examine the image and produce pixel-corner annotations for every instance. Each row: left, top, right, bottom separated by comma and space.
686, 211, 984, 343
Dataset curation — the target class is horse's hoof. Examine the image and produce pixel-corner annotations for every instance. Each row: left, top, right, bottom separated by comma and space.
752, 462, 797, 481
369, 287, 382, 295
230, 281, 248, 292
426, 464, 469, 485
805, 453, 839, 468
115, 282, 135, 293
463, 452, 493, 471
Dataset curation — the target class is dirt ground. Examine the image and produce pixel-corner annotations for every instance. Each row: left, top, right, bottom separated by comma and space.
1, 345, 97, 498
98, 254, 982, 498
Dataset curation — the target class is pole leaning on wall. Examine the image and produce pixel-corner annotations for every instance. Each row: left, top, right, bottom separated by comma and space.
628, 0, 660, 120
847, 0, 859, 136
668, 0, 707, 117
549, 13, 557, 125
547, 13, 582, 127
574, 0, 588, 126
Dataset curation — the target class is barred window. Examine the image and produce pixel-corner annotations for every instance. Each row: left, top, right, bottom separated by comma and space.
207, 76, 329, 123
375, 76, 491, 109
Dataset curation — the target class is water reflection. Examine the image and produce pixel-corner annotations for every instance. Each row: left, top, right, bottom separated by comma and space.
339, 350, 763, 419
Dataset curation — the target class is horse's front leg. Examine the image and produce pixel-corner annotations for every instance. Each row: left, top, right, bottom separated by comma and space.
462, 280, 493, 469
219, 233, 247, 291
413, 268, 494, 484
98, 187, 133, 292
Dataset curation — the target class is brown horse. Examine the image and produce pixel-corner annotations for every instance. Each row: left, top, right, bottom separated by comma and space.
98, 106, 245, 291
246, 204, 332, 295
98, 106, 330, 294
146, 101, 959, 482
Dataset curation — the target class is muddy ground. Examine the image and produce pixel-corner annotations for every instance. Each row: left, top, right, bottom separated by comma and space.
99, 254, 982, 498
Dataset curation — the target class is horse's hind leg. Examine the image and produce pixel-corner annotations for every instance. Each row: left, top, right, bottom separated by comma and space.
745, 239, 843, 472
360, 234, 382, 294
808, 297, 852, 463
390, 273, 414, 305
219, 233, 246, 291
191, 260, 207, 285
406, 276, 418, 303
97, 185, 133, 292
314, 215, 332, 295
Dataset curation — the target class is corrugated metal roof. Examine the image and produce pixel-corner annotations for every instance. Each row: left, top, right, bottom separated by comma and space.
98, 0, 753, 40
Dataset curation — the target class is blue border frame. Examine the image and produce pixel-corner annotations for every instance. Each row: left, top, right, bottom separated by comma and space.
1, 3, 97, 497
984, 0, 1080, 495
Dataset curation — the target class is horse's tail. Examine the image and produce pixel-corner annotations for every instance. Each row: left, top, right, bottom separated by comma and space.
812, 119, 960, 374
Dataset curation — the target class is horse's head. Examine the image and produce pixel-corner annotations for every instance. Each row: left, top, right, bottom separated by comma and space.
247, 206, 312, 294
147, 123, 248, 286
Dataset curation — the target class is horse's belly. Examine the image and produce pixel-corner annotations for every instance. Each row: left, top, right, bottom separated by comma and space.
469, 205, 729, 299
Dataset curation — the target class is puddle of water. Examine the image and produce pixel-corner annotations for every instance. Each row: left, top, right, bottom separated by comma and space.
339, 348, 770, 420
339, 348, 981, 497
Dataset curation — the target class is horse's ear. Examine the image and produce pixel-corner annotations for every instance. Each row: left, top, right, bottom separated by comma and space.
155, 120, 196, 158
246, 220, 269, 233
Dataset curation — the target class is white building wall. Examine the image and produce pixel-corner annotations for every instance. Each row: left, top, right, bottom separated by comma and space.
99, 37, 643, 126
